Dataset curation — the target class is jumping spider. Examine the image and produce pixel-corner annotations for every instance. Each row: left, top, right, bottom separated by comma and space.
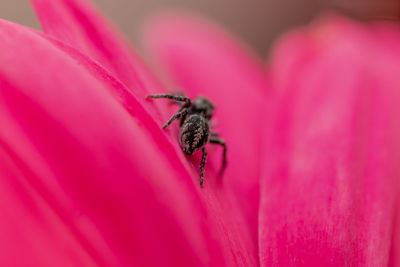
147, 93, 227, 186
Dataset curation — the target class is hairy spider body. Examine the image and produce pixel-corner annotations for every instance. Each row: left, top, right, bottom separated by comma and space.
147, 94, 227, 186
180, 114, 210, 156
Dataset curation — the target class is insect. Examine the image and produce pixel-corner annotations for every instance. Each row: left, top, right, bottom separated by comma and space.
147, 93, 227, 186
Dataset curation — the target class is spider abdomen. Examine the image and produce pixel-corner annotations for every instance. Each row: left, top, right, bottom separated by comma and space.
179, 114, 210, 156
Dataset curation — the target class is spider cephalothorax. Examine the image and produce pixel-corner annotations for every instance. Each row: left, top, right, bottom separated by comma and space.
147, 93, 227, 186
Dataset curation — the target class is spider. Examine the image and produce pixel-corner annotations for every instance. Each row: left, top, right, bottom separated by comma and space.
147, 93, 227, 186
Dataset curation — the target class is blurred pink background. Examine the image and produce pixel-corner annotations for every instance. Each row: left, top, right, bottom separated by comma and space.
0, 0, 398, 56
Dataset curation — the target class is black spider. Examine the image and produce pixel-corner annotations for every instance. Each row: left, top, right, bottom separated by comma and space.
147, 93, 227, 186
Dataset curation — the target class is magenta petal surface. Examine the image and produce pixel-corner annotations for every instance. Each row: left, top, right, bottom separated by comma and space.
0, 19, 230, 266
30, 0, 163, 100
0, 18, 258, 267
260, 16, 400, 266
143, 12, 269, 238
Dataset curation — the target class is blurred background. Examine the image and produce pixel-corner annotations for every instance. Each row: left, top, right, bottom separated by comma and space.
0, 0, 399, 56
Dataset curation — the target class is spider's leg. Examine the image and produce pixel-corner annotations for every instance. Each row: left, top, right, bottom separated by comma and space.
147, 94, 191, 105
168, 100, 184, 107
209, 135, 227, 176
210, 132, 219, 138
200, 147, 207, 187
163, 107, 189, 129
168, 91, 186, 106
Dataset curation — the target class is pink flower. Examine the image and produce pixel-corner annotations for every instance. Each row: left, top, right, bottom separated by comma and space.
0, 0, 399, 266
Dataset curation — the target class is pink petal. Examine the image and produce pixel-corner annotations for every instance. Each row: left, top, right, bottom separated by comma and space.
143, 12, 270, 239
31, 0, 258, 262
260, 15, 400, 266
30, 0, 163, 101
0, 18, 207, 266
0, 19, 258, 266
39, 15, 259, 267
29, 0, 195, 153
